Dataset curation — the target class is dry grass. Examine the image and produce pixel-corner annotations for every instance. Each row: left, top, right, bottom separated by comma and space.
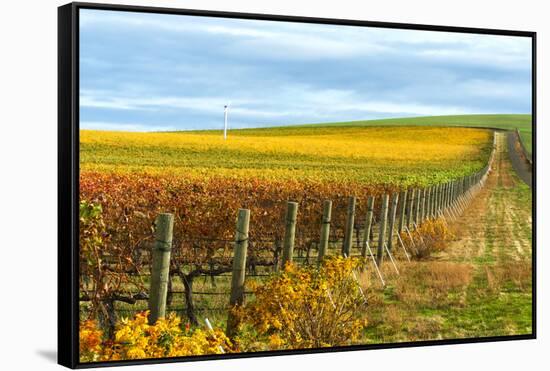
361, 261, 473, 342
485, 260, 532, 293
378, 305, 404, 334
362, 303, 405, 342
394, 262, 473, 308
404, 315, 445, 341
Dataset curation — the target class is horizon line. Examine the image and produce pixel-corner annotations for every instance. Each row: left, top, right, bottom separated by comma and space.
80, 113, 533, 133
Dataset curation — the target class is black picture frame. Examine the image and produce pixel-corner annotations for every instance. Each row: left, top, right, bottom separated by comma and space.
58, 2, 537, 368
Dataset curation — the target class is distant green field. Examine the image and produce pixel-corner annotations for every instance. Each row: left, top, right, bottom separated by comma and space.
224, 114, 532, 153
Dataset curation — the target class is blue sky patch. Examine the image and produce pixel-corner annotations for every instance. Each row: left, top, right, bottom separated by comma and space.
79, 9, 532, 131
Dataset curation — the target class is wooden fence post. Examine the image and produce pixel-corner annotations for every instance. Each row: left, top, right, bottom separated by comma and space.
361, 196, 375, 258
434, 185, 439, 217
317, 200, 332, 265
406, 189, 415, 229
342, 196, 356, 257
454, 181, 458, 203
447, 182, 453, 208
397, 190, 407, 233
414, 188, 421, 227
428, 186, 433, 218
449, 182, 453, 206
226, 208, 250, 338
441, 183, 448, 211
449, 182, 453, 207
420, 188, 428, 223
437, 184, 445, 213
282, 201, 298, 267
438, 184, 444, 214
437, 184, 441, 215
376, 194, 389, 265
148, 213, 174, 325
427, 187, 433, 220
387, 193, 399, 252
425, 187, 433, 219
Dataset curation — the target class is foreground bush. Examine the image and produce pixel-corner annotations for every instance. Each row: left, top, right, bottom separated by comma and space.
79, 312, 231, 362
79, 258, 370, 361
402, 219, 453, 260
236, 257, 369, 350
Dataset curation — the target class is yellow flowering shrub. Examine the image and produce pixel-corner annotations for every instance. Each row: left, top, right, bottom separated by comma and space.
402, 218, 454, 260
236, 257, 368, 350
80, 311, 231, 362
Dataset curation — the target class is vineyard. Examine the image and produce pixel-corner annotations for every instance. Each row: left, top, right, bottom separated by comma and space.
78, 122, 532, 362
80, 126, 492, 185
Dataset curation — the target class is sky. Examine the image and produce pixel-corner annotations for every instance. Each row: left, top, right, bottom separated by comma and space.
79, 9, 532, 132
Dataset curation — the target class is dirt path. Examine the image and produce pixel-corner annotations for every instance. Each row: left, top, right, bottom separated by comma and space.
428, 131, 533, 338
365, 132, 532, 342
443, 131, 532, 264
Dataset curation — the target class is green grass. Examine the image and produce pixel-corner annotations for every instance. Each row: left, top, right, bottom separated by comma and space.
518, 129, 532, 154
440, 291, 532, 338
297, 113, 531, 129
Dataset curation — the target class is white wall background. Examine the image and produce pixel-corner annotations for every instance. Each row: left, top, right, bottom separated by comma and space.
0, 0, 545, 369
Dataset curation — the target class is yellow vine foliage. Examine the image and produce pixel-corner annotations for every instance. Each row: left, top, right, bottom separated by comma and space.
80, 126, 492, 186
81, 127, 489, 164
236, 257, 369, 350
79, 312, 231, 362
80, 320, 104, 362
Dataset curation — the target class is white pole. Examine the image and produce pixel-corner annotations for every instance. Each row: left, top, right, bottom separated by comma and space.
223, 105, 228, 140
204, 318, 225, 353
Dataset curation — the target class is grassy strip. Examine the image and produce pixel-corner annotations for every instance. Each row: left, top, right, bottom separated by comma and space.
360, 157, 532, 343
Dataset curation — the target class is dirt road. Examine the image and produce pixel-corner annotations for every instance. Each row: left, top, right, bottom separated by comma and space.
364, 131, 533, 343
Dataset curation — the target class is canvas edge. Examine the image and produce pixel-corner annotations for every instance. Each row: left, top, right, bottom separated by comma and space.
58, 3, 79, 369
57, 2, 537, 369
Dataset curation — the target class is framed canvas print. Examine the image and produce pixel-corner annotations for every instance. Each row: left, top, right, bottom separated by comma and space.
58, 2, 536, 368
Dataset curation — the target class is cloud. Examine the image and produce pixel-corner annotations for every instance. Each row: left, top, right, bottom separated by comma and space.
80, 121, 177, 132
80, 10, 389, 61
80, 9, 530, 66
80, 85, 480, 130
79, 9, 532, 131
81, 90, 259, 114
456, 79, 531, 99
